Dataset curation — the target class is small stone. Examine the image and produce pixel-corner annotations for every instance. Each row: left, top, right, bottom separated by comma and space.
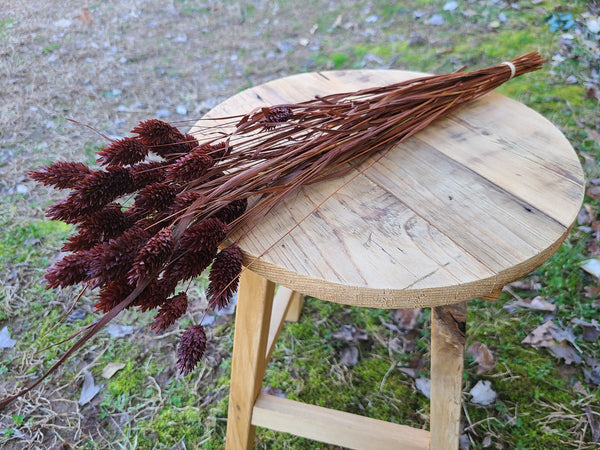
499, 12, 507, 23
54, 18, 72, 28
176, 105, 187, 115
15, 184, 28, 194
428, 14, 445, 26
156, 109, 171, 118
173, 34, 188, 43
365, 15, 378, 23
443, 1, 458, 11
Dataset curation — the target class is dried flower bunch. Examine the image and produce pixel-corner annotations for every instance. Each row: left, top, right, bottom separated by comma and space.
1, 52, 545, 408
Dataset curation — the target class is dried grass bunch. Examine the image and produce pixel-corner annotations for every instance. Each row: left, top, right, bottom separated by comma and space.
1, 52, 545, 408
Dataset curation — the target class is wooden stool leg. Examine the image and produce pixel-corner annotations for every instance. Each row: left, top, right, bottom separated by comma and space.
430, 302, 467, 450
284, 291, 304, 322
226, 269, 276, 450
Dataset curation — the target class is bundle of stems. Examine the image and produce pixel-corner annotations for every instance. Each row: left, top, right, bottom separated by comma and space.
187, 52, 545, 236
1, 52, 545, 409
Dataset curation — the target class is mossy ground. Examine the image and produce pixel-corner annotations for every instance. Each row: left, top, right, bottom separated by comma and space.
1, 0, 599, 448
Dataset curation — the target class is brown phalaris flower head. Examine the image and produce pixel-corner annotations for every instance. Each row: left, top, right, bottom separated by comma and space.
128, 226, 174, 285
87, 226, 151, 287
183, 133, 199, 152
177, 324, 207, 375
261, 106, 293, 130
97, 137, 150, 167
207, 244, 242, 310
130, 182, 178, 215
129, 161, 168, 190
28, 161, 92, 190
161, 247, 216, 284
61, 203, 134, 252
75, 166, 136, 208
165, 147, 214, 183
94, 278, 134, 313
168, 191, 203, 214
213, 198, 248, 224
133, 278, 169, 311
44, 251, 92, 289
151, 292, 188, 333
200, 141, 229, 160
178, 218, 228, 254
131, 119, 187, 159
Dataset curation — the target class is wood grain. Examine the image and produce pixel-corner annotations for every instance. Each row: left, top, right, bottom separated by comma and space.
251, 393, 430, 450
430, 302, 467, 450
194, 70, 584, 309
225, 270, 275, 450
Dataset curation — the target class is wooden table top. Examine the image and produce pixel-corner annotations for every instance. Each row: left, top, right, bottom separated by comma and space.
193, 70, 585, 308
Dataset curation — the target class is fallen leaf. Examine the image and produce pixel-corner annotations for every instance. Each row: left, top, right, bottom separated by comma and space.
581, 259, 600, 278
340, 345, 358, 367
469, 380, 496, 406
262, 385, 286, 398
467, 342, 497, 374
398, 367, 418, 379
572, 318, 600, 342
521, 320, 557, 347
79, 369, 103, 406
415, 377, 431, 399
78, 8, 93, 25
572, 380, 587, 395
503, 296, 556, 313
586, 406, 600, 442
101, 362, 126, 379
332, 325, 368, 343
393, 308, 421, 332
549, 342, 582, 365
0, 326, 17, 349
584, 356, 600, 385
587, 185, 600, 202
106, 324, 135, 338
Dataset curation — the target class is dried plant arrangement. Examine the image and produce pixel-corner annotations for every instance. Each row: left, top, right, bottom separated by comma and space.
0, 52, 546, 408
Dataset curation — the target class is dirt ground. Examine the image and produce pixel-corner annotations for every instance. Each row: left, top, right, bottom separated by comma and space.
1, 1, 411, 448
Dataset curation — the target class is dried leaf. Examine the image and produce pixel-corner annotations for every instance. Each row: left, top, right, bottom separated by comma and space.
415, 377, 431, 399
332, 325, 368, 343
587, 185, 600, 202
503, 296, 556, 313
398, 367, 418, 379
106, 323, 135, 338
79, 369, 103, 406
572, 318, 600, 342
469, 380, 496, 406
549, 342, 581, 365
393, 308, 421, 332
262, 385, 286, 398
78, 8, 93, 25
586, 406, 600, 442
581, 259, 600, 278
521, 321, 557, 348
467, 342, 497, 374
0, 326, 17, 349
101, 362, 126, 379
340, 345, 359, 367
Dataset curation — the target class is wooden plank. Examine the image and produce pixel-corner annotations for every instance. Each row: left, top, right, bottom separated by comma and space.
284, 291, 303, 322
430, 302, 467, 450
265, 286, 296, 362
252, 393, 430, 450
226, 270, 276, 450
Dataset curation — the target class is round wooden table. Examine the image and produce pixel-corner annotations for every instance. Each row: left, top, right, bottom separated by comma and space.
193, 70, 584, 449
